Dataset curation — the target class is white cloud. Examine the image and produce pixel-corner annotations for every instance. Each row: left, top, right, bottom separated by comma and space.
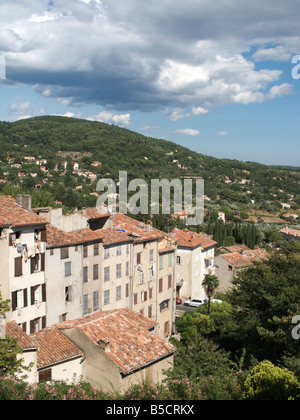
219, 131, 228, 136
176, 129, 200, 136
266, 83, 293, 100
0, 0, 298, 114
87, 111, 131, 126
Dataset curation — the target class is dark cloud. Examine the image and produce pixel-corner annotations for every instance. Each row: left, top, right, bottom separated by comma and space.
1, 0, 299, 112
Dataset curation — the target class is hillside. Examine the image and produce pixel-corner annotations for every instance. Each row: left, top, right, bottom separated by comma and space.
0, 116, 299, 217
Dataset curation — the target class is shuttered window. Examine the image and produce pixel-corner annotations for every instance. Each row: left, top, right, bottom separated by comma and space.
14, 257, 23, 277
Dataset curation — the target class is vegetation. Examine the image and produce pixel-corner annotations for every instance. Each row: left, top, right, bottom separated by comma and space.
0, 116, 299, 220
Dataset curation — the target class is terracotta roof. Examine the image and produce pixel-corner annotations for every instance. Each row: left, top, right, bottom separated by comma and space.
77, 207, 111, 221
46, 225, 131, 248
219, 245, 251, 254
5, 322, 37, 351
171, 229, 217, 249
31, 329, 83, 369
111, 213, 166, 242
280, 227, 300, 238
221, 249, 268, 268
0, 196, 45, 228
57, 308, 176, 375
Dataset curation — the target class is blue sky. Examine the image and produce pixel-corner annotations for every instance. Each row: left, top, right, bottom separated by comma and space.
0, 0, 299, 166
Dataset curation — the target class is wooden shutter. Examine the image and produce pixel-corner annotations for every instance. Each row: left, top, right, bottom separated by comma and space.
31, 287, 35, 305
40, 229, 47, 242
168, 275, 172, 289
42, 284, 46, 302
11, 291, 17, 311
134, 294, 138, 305
23, 289, 28, 308
14, 257, 23, 277
41, 253, 45, 272
159, 278, 163, 293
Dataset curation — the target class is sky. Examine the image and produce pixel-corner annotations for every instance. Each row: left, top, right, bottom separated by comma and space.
0, 0, 299, 166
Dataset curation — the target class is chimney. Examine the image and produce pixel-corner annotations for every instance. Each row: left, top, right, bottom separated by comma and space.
16, 194, 32, 211
98, 338, 110, 353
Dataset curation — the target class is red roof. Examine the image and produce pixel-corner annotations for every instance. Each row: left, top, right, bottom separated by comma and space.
221, 249, 268, 268
111, 213, 166, 242
46, 225, 131, 248
31, 329, 83, 369
171, 229, 217, 249
0, 196, 45, 228
56, 308, 175, 374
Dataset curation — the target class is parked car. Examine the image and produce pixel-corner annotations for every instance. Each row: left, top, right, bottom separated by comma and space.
184, 298, 205, 307
176, 297, 183, 305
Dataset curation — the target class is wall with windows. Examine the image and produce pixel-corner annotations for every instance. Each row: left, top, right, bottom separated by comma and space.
5, 225, 47, 335
45, 245, 83, 326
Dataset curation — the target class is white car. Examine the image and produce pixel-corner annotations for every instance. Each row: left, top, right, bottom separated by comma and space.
184, 298, 206, 307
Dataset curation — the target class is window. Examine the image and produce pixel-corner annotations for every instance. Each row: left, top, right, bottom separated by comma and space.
117, 245, 122, 256
93, 264, 99, 280
168, 253, 173, 267
134, 293, 138, 305
126, 283, 129, 298
116, 286, 122, 301
137, 253, 141, 265
159, 255, 163, 270
14, 257, 23, 277
168, 275, 172, 289
104, 290, 110, 306
116, 263, 122, 279
149, 249, 154, 262
65, 262, 71, 277
104, 267, 110, 282
104, 248, 110, 259
177, 256, 183, 266
126, 244, 129, 255
149, 268, 154, 282
126, 261, 129, 276
39, 368, 52, 383
59, 314, 67, 322
159, 278, 163, 293
60, 247, 69, 260
65, 286, 72, 303
83, 267, 88, 283
164, 321, 170, 338
141, 291, 147, 302
149, 288, 153, 300
50, 249, 54, 256
93, 291, 99, 311
228, 265, 233, 272
30, 286, 40, 306
160, 300, 169, 312
31, 255, 40, 274
94, 243, 99, 256
83, 295, 89, 314
148, 305, 152, 319
83, 245, 88, 258
139, 271, 144, 285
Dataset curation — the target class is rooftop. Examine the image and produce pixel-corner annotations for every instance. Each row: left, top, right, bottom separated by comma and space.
110, 213, 166, 242
0, 196, 45, 228
221, 249, 268, 268
170, 228, 217, 250
33, 308, 175, 374
280, 227, 300, 238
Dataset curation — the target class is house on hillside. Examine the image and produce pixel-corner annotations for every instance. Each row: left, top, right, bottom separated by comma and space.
215, 248, 268, 292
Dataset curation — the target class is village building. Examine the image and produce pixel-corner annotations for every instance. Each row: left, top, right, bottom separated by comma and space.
0, 195, 47, 335
280, 227, 300, 242
215, 247, 268, 292
169, 229, 217, 301
5, 308, 175, 392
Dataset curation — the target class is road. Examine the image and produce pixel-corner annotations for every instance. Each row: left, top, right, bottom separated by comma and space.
176, 304, 197, 313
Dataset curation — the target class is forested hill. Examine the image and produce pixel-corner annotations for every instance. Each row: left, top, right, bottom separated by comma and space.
0, 116, 299, 212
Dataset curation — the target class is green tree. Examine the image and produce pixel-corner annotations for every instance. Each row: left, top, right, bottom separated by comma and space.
0, 291, 27, 378
202, 275, 219, 315
243, 361, 300, 400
